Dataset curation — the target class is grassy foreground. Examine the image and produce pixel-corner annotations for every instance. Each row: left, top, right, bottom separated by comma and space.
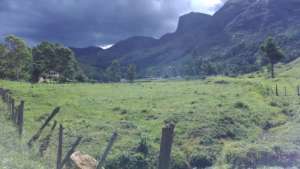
1, 60, 300, 168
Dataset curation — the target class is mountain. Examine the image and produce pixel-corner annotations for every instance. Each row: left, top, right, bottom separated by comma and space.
72, 0, 300, 80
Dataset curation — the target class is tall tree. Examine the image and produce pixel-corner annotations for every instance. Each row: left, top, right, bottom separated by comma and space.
32, 42, 55, 83
0, 44, 8, 78
3, 35, 32, 80
105, 60, 122, 82
32, 42, 86, 83
261, 38, 284, 78
127, 64, 136, 83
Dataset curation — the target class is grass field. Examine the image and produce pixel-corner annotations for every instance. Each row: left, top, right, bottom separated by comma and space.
2, 60, 300, 168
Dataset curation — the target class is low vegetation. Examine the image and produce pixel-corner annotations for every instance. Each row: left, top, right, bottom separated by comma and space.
1, 59, 300, 168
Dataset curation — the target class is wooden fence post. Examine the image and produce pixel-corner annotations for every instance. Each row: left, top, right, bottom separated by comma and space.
11, 98, 15, 121
28, 107, 60, 147
7, 95, 11, 115
0, 88, 3, 102
158, 123, 175, 169
39, 121, 58, 157
96, 132, 118, 169
298, 86, 300, 96
56, 124, 64, 169
284, 87, 287, 96
4, 91, 9, 103
61, 137, 82, 167
275, 84, 279, 96
17, 100, 24, 136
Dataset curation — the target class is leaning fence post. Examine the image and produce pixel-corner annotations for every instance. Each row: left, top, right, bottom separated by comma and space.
39, 121, 58, 157
56, 124, 64, 169
61, 137, 82, 167
158, 123, 175, 169
96, 132, 118, 169
17, 100, 24, 136
28, 107, 60, 147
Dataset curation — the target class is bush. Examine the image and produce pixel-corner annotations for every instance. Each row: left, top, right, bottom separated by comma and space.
234, 101, 249, 110
106, 152, 154, 169
224, 143, 300, 169
190, 153, 214, 168
135, 136, 149, 156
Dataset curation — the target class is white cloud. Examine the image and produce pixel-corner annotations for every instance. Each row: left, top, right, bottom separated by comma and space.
99, 44, 114, 50
189, 0, 224, 14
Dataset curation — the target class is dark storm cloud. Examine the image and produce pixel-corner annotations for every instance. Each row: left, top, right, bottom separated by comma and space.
0, 0, 225, 47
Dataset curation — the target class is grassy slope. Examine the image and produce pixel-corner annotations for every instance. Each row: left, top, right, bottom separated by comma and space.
0, 102, 48, 169
1, 60, 300, 168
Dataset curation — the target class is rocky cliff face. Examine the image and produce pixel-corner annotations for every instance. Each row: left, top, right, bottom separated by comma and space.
73, 0, 300, 79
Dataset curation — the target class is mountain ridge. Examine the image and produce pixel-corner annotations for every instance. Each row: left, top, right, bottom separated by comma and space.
72, 0, 300, 80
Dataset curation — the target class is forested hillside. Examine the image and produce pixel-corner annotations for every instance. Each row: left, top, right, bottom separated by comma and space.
73, 0, 300, 80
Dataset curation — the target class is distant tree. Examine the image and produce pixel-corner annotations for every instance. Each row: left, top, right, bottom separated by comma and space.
106, 60, 122, 82
127, 64, 136, 83
55, 46, 81, 82
0, 44, 7, 78
2, 35, 32, 80
31, 42, 54, 83
183, 57, 218, 77
261, 38, 284, 78
32, 41, 85, 83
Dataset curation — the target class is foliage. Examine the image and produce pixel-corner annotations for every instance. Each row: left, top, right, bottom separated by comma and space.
0, 35, 86, 83
105, 60, 122, 82
0, 103, 48, 169
0, 35, 32, 80
127, 64, 137, 83
106, 152, 155, 169
261, 37, 285, 78
182, 57, 218, 77
32, 41, 86, 83
1, 60, 300, 168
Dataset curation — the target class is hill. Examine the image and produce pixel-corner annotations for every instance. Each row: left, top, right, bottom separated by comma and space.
72, 0, 300, 80
2, 60, 300, 168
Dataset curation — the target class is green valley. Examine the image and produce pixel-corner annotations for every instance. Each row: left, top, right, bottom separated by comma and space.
1, 60, 300, 168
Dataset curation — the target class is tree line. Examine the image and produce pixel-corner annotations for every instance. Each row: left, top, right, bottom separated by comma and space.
0, 35, 138, 83
102, 60, 137, 83
0, 35, 86, 83
183, 37, 284, 79
0, 35, 283, 83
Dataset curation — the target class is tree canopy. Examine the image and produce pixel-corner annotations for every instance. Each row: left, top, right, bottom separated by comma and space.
32, 41, 86, 83
0, 35, 32, 80
0, 35, 86, 83
261, 38, 284, 78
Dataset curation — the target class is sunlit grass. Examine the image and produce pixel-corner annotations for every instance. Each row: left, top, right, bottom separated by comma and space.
1, 60, 300, 168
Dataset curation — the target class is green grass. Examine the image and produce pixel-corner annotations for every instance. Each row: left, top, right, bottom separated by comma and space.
2, 60, 300, 168
0, 102, 49, 169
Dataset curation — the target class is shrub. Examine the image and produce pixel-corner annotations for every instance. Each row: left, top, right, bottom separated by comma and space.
106, 152, 154, 169
234, 101, 249, 110
135, 136, 149, 157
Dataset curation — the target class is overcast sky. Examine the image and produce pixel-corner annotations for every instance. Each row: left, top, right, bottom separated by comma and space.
0, 0, 226, 47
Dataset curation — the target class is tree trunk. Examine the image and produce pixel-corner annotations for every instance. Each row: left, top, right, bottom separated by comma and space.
16, 68, 20, 81
271, 63, 275, 78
